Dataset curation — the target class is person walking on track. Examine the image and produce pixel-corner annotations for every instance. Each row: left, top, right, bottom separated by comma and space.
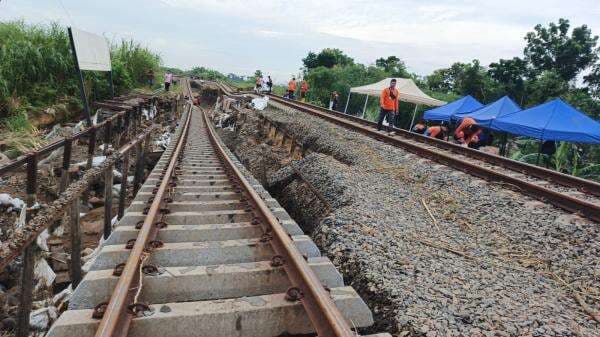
164, 72, 173, 91
300, 80, 309, 102
287, 77, 297, 100
377, 78, 399, 134
267, 76, 273, 93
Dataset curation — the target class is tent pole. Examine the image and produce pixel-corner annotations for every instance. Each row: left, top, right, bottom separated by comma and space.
536, 140, 542, 166
500, 132, 508, 156
409, 104, 419, 131
362, 95, 369, 119
344, 92, 351, 114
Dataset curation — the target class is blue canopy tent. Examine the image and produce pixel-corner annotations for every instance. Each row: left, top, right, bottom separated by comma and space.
493, 98, 600, 144
452, 96, 521, 129
423, 95, 483, 122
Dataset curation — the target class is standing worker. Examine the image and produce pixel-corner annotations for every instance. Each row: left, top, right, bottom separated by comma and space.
255, 76, 263, 93
330, 91, 339, 110
164, 72, 173, 91
377, 78, 399, 134
287, 77, 297, 100
300, 80, 309, 102
267, 76, 273, 93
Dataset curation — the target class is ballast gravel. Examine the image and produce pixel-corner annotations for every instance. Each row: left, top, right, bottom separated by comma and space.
218, 103, 599, 337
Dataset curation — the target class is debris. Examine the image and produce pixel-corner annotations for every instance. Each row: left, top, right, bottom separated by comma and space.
251, 96, 269, 111
421, 198, 440, 231
34, 258, 56, 288
36, 229, 50, 251
29, 306, 58, 330
0, 193, 26, 211
52, 285, 73, 310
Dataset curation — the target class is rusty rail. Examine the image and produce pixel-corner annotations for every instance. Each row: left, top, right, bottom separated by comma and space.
0, 93, 171, 337
215, 81, 600, 222
93, 81, 192, 337
204, 87, 355, 336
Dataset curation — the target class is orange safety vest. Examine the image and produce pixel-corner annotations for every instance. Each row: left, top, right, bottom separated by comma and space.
300, 81, 309, 92
288, 80, 297, 91
380, 87, 399, 112
454, 117, 476, 139
427, 126, 442, 138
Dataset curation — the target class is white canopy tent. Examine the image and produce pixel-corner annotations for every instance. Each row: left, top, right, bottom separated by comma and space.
344, 78, 446, 130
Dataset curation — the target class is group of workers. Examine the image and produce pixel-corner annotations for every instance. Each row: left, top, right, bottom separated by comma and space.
285, 77, 310, 102
255, 75, 274, 93
378, 78, 485, 147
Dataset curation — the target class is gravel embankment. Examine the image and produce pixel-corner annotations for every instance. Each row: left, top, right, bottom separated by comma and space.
218, 102, 599, 337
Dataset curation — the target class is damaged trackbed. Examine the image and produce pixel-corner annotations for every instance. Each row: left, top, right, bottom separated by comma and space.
217, 101, 599, 337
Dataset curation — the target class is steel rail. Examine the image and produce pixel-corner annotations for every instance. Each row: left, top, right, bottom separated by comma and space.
215, 80, 600, 197
93, 81, 192, 337
201, 103, 355, 336
268, 94, 600, 196
215, 81, 600, 222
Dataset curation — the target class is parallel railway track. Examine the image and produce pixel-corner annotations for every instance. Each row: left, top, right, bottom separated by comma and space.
216, 81, 600, 223
48, 79, 383, 337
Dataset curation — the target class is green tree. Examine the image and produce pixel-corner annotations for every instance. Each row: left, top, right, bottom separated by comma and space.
302, 48, 354, 70
584, 62, 600, 98
254, 70, 263, 78
375, 56, 409, 77
525, 70, 569, 105
524, 18, 598, 81
488, 57, 528, 103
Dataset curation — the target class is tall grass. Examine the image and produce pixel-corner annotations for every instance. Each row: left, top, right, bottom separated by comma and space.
0, 20, 162, 156
0, 21, 162, 118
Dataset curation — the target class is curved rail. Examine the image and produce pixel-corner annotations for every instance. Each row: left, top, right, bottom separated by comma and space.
216, 81, 600, 222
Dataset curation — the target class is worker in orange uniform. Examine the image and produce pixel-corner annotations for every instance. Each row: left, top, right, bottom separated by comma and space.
300, 80, 309, 102
454, 117, 482, 147
377, 78, 400, 134
287, 77, 297, 100
425, 124, 449, 140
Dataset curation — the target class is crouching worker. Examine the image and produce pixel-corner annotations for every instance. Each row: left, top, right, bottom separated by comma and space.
425, 124, 449, 140
454, 117, 482, 147
377, 78, 399, 134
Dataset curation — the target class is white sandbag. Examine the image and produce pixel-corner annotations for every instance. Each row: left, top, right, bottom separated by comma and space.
251, 96, 269, 111
36, 229, 50, 251
29, 306, 58, 330
34, 258, 56, 288
52, 285, 73, 307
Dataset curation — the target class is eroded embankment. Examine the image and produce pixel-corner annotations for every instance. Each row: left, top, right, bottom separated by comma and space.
216, 101, 599, 337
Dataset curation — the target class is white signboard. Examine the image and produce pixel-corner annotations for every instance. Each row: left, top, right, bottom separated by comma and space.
71, 27, 111, 71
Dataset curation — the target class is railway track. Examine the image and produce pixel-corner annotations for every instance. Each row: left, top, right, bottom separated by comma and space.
215, 81, 600, 223
47, 79, 385, 337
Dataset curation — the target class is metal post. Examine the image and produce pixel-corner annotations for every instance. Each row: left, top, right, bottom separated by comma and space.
67, 27, 92, 126
103, 120, 112, 156
132, 141, 144, 196
103, 164, 114, 240
83, 126, 97, 204
409, 104, 419, 131
123, 110, 131, 144
70, 197, 82, 287
60, 137, 73, 193
108, 70, 115, 99
16, 153, 38, 337
361, 95, 369, 119
343, 92, 351, 114
118, 151, 130, 219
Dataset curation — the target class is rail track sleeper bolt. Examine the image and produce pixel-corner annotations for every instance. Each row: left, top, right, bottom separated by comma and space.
146, 197, 155, 204
251, 217, 261, 225
159, 208, 171, 214
155, 221, 169, 229
302, 254, 308, 261
112, 263, 126, 276
285, 287, 304, 301
141, 265, 161, 276
126, 239, 136, 249
148, 240, 164, 249
259, 233, 273, 243
92, 302, 109, 319
270, 255, 285, 267
127, 303, 154, 317
143, 207, 150, 215
169, 182, 177, 187
152, 188, 159, 194
135, 221, 145, 229
163, 197, 174, 203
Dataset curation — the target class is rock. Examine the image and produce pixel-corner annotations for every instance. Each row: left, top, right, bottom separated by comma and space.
88, 197, 104, 208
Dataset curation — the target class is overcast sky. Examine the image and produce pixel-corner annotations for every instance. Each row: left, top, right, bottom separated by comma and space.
1, 0, 599, 83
